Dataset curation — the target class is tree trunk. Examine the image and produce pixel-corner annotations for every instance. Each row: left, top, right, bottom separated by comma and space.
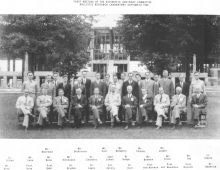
185, 53, 190, 83
22, 56, 25, 83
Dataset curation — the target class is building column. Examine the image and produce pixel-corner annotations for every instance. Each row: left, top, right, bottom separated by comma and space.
36, 76, 40, 88
193, 54, 196, 73
13, 59, 16, 71
13, 76, 17, 88
7, 57, 10, 71
24, 52, 29, 72
3, 75, 7, 88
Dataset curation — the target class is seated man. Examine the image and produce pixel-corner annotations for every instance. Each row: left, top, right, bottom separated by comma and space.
137, 88, 153, 128
89, 87, 104, 129
53, 88, 70, 130
170, 87, 186, 129
154, 87, 170, 130
191, 86, 208, 128
36, 88, 52, 130
105, 84, 121, 128
122, 85, 138, 130
71, 88, 87, 129
15, 89, 35, 131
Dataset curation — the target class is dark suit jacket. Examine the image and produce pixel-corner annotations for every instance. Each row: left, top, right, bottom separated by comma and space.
139, 95, 153, 111
57, 82, 71, 101
154, 81, 159, 95
175, 82, 189, 97
82, 78, 91, 98
90, 81, 107, 98
89, 95, 104, 113
158, 78, 174, 98
52, 80, 61, 97
191, 93, 207, 114
122, 80, 139, 99
72, 84, 86, 96
122, 94, 138, 114
104, 81, 112, 93
71, 95, 87, 108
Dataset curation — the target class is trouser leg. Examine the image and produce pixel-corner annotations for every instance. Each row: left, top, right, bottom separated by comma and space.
74, 108, 82, 128
125, 107, 132, 124
37, 109, 48, 126
18, 107, 30, 128
92, 108, 99, 126
57, 108, 66, 126
156, 115, 163, 127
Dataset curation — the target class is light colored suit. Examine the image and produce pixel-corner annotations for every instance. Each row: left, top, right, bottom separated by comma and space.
170, 94, 186, 124
189, 79, 206, 100
154, 93, 170, 127
53, 96, 69, 126
139, 79, 156, 98
158, 78, 174, 98
16, 95, 34, 127
36, 95, 52, 125
108, 82, 122, 95
105, 92, 121, 123
41, 82, 56, 99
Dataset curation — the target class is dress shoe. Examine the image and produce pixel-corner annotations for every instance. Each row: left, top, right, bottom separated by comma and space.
116, 117, 120, 122
171, 126, 176, 129
98, 120, 103, 125
138, 125, 141, 129
81, 120, 85, 124
94, 126, 97, 129
110, 124, 114, 129
124, 125, 128, 130
131, 122, 135, 126
156, 126, 161, 130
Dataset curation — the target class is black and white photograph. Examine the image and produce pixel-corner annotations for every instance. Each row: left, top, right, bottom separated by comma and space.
0, 14, 219, 139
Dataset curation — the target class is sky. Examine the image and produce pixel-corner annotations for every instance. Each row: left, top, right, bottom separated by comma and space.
93, 15, 122, 28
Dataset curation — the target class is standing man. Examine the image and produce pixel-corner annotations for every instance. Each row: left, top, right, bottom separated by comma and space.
122, 72, 139, 100
57, 75, 71, 101
137, 88, 153, 128
89, 88, 104, 129
170, 87, 186, 129
72, 77, 86, 96
135, 73, 142, 86
175, 74, 189, 102
108, 74, 122, 94
53, 88, 70, 130
158, 70, 174, 99
36, 88, 52, 130
22, 71, 39, 124
154, 74, 160, 95
52, 72, 60, 97
82, 71, 91, 122
105, 84, 121, 128
122, 85, 138, 130
71, 88, 87, 129
16, 89, 35, 131
104, 74, 112, 92
154, 87, 170, 130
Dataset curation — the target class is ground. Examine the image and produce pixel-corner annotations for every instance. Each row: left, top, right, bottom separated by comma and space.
0, 92, 220, 139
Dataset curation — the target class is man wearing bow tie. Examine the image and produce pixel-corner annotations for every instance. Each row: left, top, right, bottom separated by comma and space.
137, 88, 153, 128
71, 88, 87, 129
105, 84, 121, 128
170, 87, 186, 129
36, 88, 52, 130
154, 87, 170, 129
16, 89, 35, 131
53, 88, 70, 130
89, 88, 104, 129
191, 86, 208, 128
122, 85, 138, 130
122, 72, 139, 100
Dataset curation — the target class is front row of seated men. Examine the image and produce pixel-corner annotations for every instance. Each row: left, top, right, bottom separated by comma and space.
16, 84, 207, 131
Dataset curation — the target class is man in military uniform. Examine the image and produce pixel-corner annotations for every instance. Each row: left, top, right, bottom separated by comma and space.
170, 87, 186, 129
154, 87, 170, 130
36, 88, 52, 130
22, 71, 39, 124
53, 88, 70, 130
105, 84, 121, 128
89, 88, 104, 129
16, 89, 35, 131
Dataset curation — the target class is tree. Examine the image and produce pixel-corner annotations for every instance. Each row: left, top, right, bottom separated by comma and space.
0, 15, 95, 79
117, 15, 220, 82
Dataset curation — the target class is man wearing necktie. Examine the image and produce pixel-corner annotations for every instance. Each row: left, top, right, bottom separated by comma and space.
36, 88, 52, 130
16, 89, 35, 131
57, 75, 71, 101
154, 74, 159, 95
71, 88, 87, 129
72, 77, 86, 96
175, 74, 189, 102
89, 88, 104, 129
52, 72, 60, 96
105, 84, 121, 128
170, 87, 186, 129
191, 86, 208, 128
122, 85, 138, 130
53, 88, 70, 130
154, 87, 170, 129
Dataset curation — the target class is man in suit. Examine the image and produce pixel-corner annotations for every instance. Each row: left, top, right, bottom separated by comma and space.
154, 87, 170, 130
72, 77, 86, 96
135, 73, 142, 86
191, 86, 208, 128
175, 74, 189, 101
158, 70, 174, 99
71, 88, 87, 129
82, 71, 92, 122
36, 88, 52, 130
108, 74, 122, 95
154, 74, 159, 95
41, 75, 56, 99
137, 88, 153, 128
57, 75, 71, 101
170, 87, 186, 129
52, 72, 60, 97
16, 89, 35, 131
89, 88, 104, 129
104, 74, 112, 92
105, 84, 121, 128
122, 72, 139, 100
53, 88, 70, 130
122, 85, 138, 130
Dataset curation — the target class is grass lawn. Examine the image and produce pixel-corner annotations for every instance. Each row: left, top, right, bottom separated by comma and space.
0, 92, 220, 139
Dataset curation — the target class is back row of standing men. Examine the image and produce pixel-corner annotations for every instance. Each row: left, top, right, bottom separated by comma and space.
18, 69, 206, 131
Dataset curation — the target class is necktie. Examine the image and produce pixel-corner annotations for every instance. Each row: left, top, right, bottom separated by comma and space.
55, 81, 56, 86
25, 97, 27, 105
129, 81, 131, 84
60, 97, 62, 103
160, 95, 162, 102
83, 79, 86, 84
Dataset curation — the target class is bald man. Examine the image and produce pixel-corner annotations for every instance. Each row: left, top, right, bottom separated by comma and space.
122, 85, 138, 130
170, 87, 186, 129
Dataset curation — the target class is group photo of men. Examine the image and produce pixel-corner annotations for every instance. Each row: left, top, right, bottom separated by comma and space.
16, 69, 208, 132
